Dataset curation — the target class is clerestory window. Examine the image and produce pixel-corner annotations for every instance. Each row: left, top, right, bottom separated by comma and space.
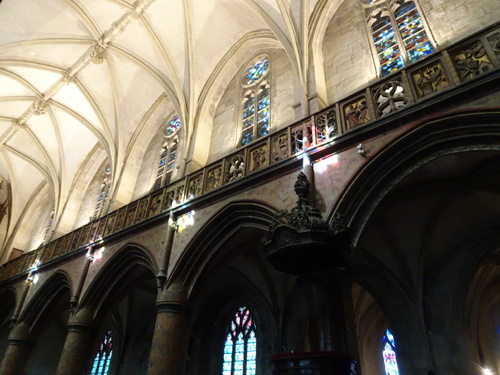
153, 115, 180, 191
363, 0, 434, 76
222, 306, 257, 375
240, 57, 270, 146
91, 165, 111, 221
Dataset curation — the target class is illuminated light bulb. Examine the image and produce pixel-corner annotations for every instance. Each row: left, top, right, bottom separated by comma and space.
483, 369, 493, 375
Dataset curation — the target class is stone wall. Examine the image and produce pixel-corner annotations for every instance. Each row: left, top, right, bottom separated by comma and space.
323, 0, 375, 104
421, 0, 500, 47
208, 48, 295, 164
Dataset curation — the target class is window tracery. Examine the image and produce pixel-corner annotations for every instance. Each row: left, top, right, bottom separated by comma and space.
153, 115, 180, 191
382, 329, 399, 375
90, 331, 113, 375
223, 306, 257, 375
241, 57, 270, 146
365, 0, 434, 76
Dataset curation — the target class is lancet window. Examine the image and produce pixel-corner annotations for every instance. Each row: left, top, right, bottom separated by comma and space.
364, 0, 434, 76
223, 306, 257, 375
91, 165, 111, 221
90, 331, 113, 375
382, 329, 399, 375
153, 115, 180, 191
241, 57, 270, 146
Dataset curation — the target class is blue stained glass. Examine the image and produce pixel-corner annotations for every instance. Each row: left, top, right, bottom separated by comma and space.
246, 331, 257, 375
242, 118, 254, 131
244, 58, 270, 85
91, 331, 113, 375
258, 108, 269, 121
165, 116, 181, 136
382, 329, 399, 375
373, 24, 398, 54
258, 96, 270, 110
395, 1, 416, 17
396, 2, 434, 63
380, 48, 405, 77
222, 307, 257, 375
242, 106, 255, 121
241, 128, 253, 145
257, 120, 269, 137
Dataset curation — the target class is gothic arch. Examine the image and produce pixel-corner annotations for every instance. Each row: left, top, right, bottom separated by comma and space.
424, 228, 500, 374
177, 201, 282, 375
78, 243, 157, 322
331, 109, 500, 246
169, 200, 277, 293
330, 109, 500, 375
18, 271, 71, 334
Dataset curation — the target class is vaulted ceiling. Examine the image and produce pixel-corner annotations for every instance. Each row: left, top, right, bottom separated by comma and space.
0, 0, 340, 257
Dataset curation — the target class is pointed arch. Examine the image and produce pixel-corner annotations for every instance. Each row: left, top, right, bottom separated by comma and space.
18, 271, 71, 334
168, 200, 277, 294
78, 243, 157, 322
330, 109, 500, 246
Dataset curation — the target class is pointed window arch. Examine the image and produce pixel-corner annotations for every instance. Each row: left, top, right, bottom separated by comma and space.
366, 0, 434, 76
241, 57, 270, 146
223, 306, 257, 375
382, 329, 399, 375
153, 115, 180, 190
90, 331, 113, 375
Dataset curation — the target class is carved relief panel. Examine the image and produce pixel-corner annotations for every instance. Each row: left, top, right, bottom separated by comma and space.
205, 164, 223, 192
410, 59, 451, 98
271, 132, 289, 164
187, 174, 203, 199
451, 40, 493, 82
248, 142, 268, 173
343, 96, 370, 130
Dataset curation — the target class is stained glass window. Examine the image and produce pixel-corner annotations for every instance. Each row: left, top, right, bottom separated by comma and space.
371, 13, 405, 76
241, 57, 270, 146
90, 331, 113, 375
243, 58, 270, 85
153, 116, 180, 191
222, 307, 257, 375
368, 0, 433, 76
382, 329, 399, 375
394, 1, 433, 62
91, 166, 111, 221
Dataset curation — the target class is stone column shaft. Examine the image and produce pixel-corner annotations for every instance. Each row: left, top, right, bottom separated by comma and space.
0, 337, 32, 375
147, 299, 187, 375
55, 323, 96, 375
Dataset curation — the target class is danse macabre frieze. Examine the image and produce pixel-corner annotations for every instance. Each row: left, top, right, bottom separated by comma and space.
343, 96, 370, 130
452, 41, 493, 82
411, 60, 450, 98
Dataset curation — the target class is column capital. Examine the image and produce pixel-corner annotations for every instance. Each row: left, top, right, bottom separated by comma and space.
156, 300, 188, 314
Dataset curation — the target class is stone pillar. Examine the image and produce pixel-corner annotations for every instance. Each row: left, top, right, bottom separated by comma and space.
55, 307, 96, 375
147, 285, 188, 375
0, 323, 32, 375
